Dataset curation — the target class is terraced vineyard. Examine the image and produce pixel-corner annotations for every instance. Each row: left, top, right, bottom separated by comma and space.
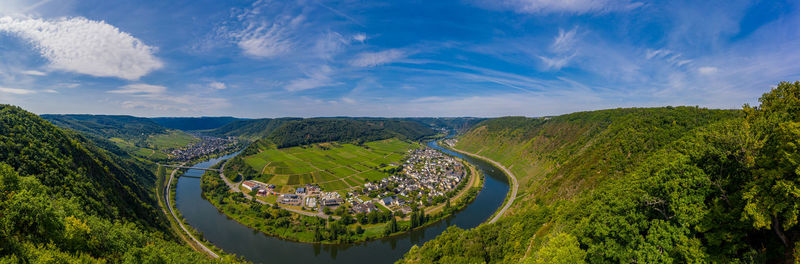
242, 138, 416, 193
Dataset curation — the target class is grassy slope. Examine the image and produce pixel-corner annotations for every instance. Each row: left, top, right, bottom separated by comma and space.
453, 107, 740, 210
399, 106, 743, 263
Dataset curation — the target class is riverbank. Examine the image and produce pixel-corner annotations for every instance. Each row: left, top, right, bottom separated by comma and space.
162, 152, 247, 261
442, 144, 518, 224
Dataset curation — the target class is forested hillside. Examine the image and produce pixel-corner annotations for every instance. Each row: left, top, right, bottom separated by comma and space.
41, 114, 200, 161
151, 116, 239, 131
402, 117, 486, 133
0, 105, 231, 263
41, 114, 167, 143
267, 119, 435, 148
400, 82, 800, 263
204, 118, 300, 140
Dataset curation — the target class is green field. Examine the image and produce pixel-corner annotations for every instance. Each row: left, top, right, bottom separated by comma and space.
147, 129, 200, 149
243, 138, 416, 192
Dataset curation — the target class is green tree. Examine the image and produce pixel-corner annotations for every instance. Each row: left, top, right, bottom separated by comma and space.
742, 81, 800, 253
525, 233, 586, 264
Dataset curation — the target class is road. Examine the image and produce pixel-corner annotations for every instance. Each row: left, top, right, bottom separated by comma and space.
165, 165, 220, 258
450, 147, 518, 224
218, 159, 335, 219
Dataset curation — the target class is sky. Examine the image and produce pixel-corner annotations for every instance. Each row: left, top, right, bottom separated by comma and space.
0, 0, 798, 118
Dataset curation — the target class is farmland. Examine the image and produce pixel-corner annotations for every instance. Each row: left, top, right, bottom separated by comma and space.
241, 138, 417, 193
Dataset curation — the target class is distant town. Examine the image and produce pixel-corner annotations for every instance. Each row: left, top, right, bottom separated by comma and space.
169, 136, 239, 161
240, 146, 467, 217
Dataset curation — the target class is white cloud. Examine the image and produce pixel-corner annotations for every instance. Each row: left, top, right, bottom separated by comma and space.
539, 55, 575, 70
313, 31, 348, 60
223, 1, 307, 59
21, 70, 46, 76
209, 81, 227, 90
108, 83, 166, 96
285, 65, 338, 92
551, 28, 577, 53
0, 16, 163, 80
0, 87, 36, 94
350, 49, 405, 67
475, 0, 643, 14
235, 22, 293, 58
645, 48, 692, 67
645, 48, 671, 59
353, 33, 366, 43
697, 66, 718, 75
42, 89, 57, 93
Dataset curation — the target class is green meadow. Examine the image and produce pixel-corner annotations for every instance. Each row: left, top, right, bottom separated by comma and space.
242, 138, 416, 192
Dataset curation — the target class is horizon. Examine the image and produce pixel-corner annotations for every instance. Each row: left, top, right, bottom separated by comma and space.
1, 0, 798, 117
29, 104, 739, 119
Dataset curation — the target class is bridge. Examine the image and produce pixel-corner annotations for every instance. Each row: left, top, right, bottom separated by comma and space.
161, 164, 221, 172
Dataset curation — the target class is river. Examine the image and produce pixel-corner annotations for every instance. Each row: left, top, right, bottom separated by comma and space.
174, 140, 510, 263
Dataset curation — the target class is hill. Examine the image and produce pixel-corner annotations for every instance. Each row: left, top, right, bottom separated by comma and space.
400, 82, 800, 263
41, 114, 166, 142
204, 118, 300, 141
267, 118, 435, 148
0, 105, 225, 262
41, 114, 200, 161
401, 117, 486, 133
150, 116, 240, 131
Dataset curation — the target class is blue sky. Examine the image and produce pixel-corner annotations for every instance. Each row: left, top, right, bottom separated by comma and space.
0, 0, 798, 117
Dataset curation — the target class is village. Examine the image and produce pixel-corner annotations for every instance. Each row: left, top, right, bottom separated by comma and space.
238, 146, 467, 217
169, 136, 239, 161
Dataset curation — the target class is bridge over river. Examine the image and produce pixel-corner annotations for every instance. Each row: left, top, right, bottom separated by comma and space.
161, 164, 221, 172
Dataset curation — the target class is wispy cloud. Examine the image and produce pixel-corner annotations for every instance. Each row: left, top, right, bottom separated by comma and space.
473, 0, 643, 14
108, 83, 166, 96
221, 1, 307, 59
645, 48, 691, 67
539, 54, 575, 70
350, 49, 406, 67
0, 86, 36, 94
209, 81, 226, 90
0, 16, 163, 80
538, 28, 580, 70
551, 27, 578, 52
285, 65, 338, 92
21, 70, 46, 76
697, 66, 718, 75
353, 33, 366, 43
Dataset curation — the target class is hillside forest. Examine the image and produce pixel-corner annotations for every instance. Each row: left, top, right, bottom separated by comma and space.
400, 81, 800, 263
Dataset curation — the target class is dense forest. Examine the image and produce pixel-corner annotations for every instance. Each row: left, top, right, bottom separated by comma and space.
400, 82, 800, 263
204, 118, 301, 141
0, 105, 235, 263
150, 117, 240, 131
266, 119, 435, 148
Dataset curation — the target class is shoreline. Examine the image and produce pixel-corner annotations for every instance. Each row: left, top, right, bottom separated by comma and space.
443, 144, 518, 224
